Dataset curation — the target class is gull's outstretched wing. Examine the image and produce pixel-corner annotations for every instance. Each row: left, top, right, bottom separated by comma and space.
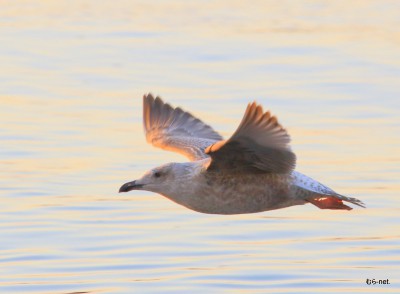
205, 102, 296, 174
143, 94, 223, 161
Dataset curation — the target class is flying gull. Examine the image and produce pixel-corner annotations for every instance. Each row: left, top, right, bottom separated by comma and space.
119, 94, 365, 214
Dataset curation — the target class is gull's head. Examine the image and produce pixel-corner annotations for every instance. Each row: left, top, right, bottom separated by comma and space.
119, 162, 190, 194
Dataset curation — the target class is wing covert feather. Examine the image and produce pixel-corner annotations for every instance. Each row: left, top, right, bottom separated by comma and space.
205, 102, 296, 173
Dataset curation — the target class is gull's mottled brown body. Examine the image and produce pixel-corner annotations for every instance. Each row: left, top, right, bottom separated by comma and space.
119, 94, 365, 214
186, 169, 302, 214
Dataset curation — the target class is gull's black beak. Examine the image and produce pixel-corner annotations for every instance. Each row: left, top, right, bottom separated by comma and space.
119, 180, 144, 193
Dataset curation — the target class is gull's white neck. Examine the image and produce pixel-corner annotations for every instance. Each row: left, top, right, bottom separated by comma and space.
157, 159, 208, 205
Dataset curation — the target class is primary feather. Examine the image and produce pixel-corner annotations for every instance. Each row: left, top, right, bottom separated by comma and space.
143, 94, 222, 161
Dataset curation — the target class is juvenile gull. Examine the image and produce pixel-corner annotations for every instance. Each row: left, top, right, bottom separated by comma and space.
119, 94, 365, 214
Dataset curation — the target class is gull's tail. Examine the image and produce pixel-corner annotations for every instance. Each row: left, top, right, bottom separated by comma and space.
292, 171, 365, 210
306, 193, 366, 210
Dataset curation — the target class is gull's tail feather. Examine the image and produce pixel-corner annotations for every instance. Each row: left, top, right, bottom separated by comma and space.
307, 193, 365, 211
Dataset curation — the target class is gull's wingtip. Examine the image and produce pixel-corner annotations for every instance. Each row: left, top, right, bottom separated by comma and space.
143, 93, 155, 102
143, 93, 167, 106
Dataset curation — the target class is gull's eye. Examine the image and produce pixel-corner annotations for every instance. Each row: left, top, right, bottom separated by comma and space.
154, 171, 161, 178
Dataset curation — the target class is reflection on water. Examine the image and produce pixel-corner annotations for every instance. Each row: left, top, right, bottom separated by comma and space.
1, 0, 399, 293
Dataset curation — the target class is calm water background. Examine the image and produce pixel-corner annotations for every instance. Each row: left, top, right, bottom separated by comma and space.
1, 1, 399, 293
